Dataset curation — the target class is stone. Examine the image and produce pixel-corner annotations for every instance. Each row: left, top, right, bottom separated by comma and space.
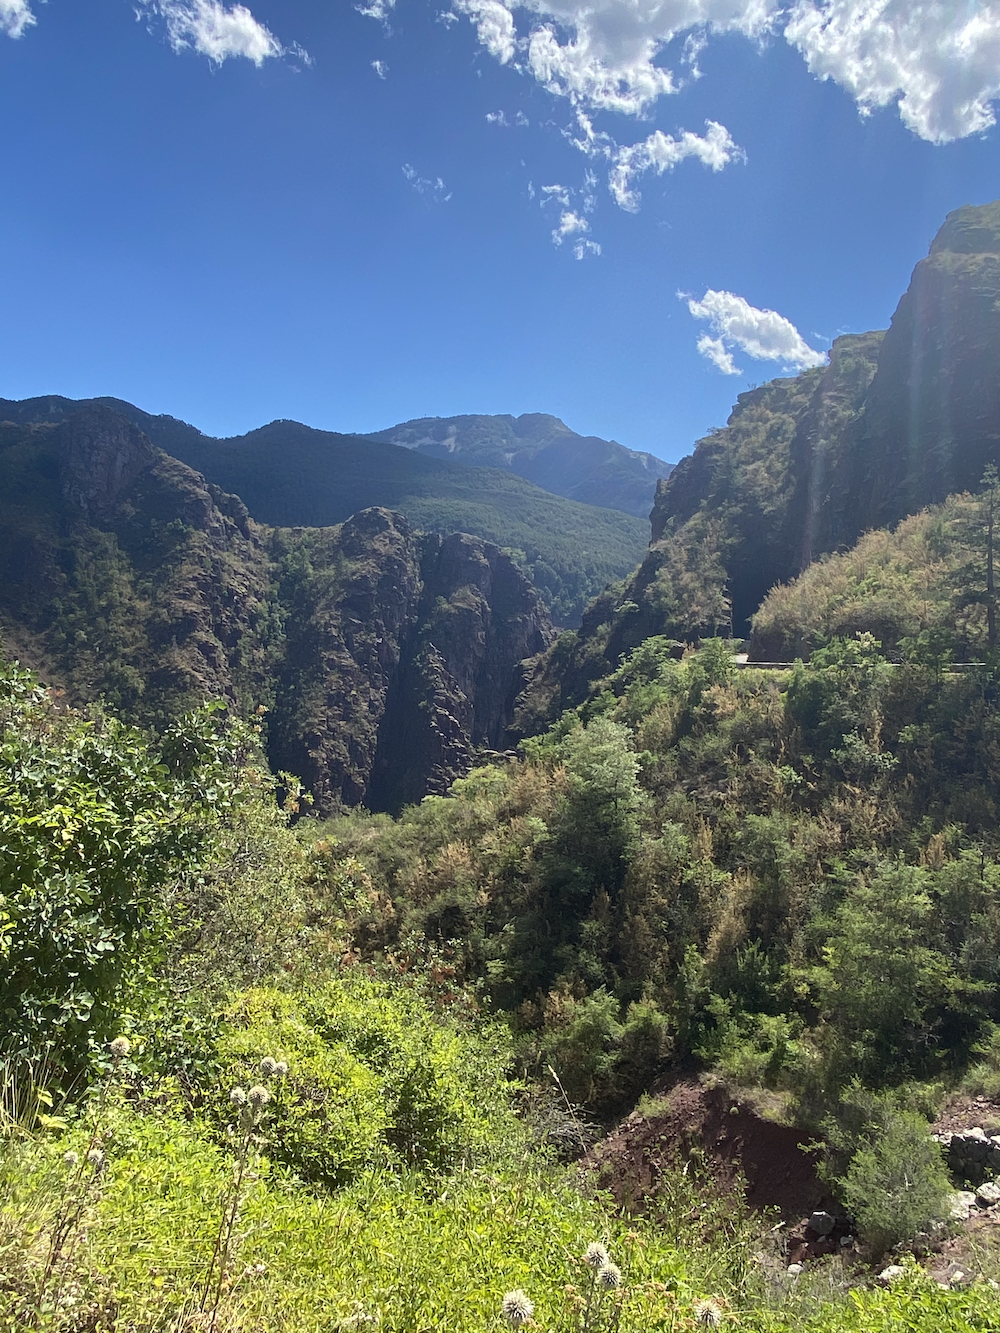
808, 1211, 835, 1236
878, 1265, 905, 1285
948, 1191, 978, 1221
975, 1181, 1000, 1208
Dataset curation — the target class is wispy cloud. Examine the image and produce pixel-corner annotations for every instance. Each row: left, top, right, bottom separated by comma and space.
551, 209, 589, 245
608, 120, 742, 210
0, 0, 34, 39
356, 0, 394, 23
682, 289, 827, 375
138, 1, 302, 65
486, 108, 530, 126
402, 163, 452, 202
453, 0, 516, 63
372, 58, 388, 78
696, 335, 741, 375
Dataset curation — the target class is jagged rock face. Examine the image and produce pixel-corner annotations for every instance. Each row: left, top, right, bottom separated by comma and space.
850, 200, 1000, 530
269, 515, 554, 813
60, 405, 158, 519
367, 531, 554, 811
0, 408, 554, 812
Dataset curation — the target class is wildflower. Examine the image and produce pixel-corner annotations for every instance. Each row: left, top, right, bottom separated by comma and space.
598, 1262, 622, 1290
230, 1087, 247, 1106
247, 1085, 271, 1108
108, 1035, 131, 1061
63, 1150, 79, 1167
86, 1147, 105, 1169
501, 1289, 534, 1326
583, 1242, 610, 1268
259, 1056, 278, 1077
694, 1299, 724, 1327
275, 1061, 289, 1076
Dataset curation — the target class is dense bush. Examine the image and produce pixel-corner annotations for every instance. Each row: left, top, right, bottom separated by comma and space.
0, 660, 251, 1088
823, 1084, 953, 1256
212, 979, 519, 1183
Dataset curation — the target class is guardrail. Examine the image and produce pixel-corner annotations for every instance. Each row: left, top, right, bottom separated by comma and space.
732, 658, 988, 672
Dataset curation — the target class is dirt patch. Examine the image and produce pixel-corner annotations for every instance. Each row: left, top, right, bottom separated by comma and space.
933, 1094, 1000, 1138
584, 1078, 835, 1224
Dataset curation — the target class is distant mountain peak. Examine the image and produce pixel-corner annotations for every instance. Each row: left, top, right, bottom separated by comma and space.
367, 411, 672, 518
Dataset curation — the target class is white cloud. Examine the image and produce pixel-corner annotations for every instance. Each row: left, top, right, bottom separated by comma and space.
540, 182, 573, 208
139, 1, 294, 65
403, 163, 453, 202
372, 58, 388, 78
609, 119, 742, 210
697, 334, 741, 375
683, 289, 827, 374
486, 108, 530, 125
455, 0, 780, 115
552, 209, 589, 244
0, 0, 34, 39
573, 237, 602, 259
357, 0, 394, 21
785, 0, 1000, 143
454, 0, 517, 63
454, 0, 1000, 143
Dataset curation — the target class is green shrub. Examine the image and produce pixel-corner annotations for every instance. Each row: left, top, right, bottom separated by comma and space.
824, 1085, 952, 1256
212, 978, 518, 1184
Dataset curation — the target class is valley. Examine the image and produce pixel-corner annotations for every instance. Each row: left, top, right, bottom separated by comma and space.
7, 199, 1000, 1332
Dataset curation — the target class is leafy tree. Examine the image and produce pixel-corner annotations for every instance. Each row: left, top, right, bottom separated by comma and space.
0, 659, 249, 1087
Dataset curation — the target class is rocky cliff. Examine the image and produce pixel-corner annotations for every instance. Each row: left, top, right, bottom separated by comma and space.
0, 406, 553, 811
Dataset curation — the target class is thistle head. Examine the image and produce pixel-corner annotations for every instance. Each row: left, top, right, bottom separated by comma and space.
108, 1036, 131, 1061
247, 1085, 271, 1108
598, 1262, 622, 1290
501, 1289, 534, 1326
259, 1057, 278, 1077
230, 1086, 247, 1106
583, 1242, 610, 1268
63, 1150, 79, 1167
694, 1299, 724, 1327
86, 1147, 105, 1169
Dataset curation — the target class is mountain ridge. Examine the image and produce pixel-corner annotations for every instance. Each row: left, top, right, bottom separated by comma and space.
514, 199, 1000, 730
0, 395, 648, 627
366, 411, 673, 518
0, 403, 553, 812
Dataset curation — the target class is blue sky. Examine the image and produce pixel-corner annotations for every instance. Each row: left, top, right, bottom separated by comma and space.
2, 0, 999, 462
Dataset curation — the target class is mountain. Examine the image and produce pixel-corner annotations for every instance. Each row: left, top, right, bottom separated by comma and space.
0, 404, 553, 812
514, 199, 1000, 729
0, 396, 648, 628
366, 412, 673, 518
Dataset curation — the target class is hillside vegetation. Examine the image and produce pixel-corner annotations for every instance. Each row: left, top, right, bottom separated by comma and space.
3, 652, 999, 1333
750, 485, 1000, 661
